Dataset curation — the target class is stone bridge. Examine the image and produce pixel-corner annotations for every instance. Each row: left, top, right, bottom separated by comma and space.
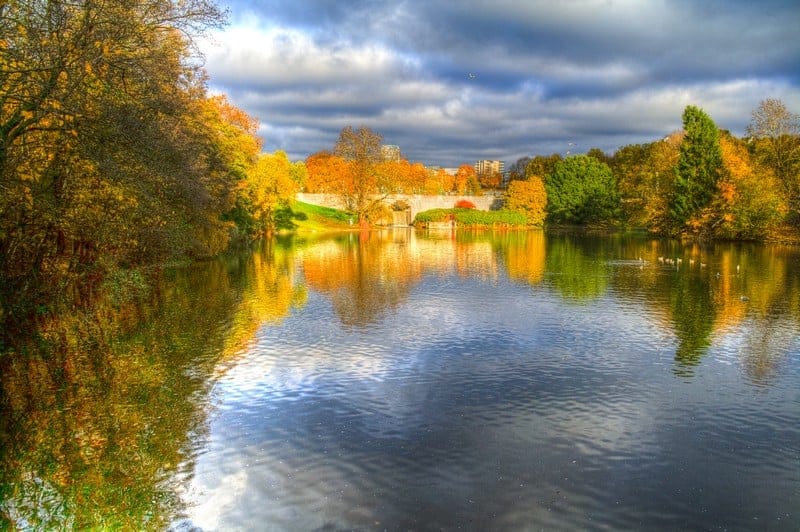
296, 193, 503, 223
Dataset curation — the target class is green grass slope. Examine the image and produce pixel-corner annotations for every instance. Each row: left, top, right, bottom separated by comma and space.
280, 201, 356, 232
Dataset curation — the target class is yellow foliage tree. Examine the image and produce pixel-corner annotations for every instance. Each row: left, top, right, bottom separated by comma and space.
0, 0, 269, 316
423, 168, 455, 195
247, 151, 302, 235
505, 177, 547, 225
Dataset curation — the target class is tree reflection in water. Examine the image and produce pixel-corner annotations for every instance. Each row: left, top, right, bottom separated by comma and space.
0, 243, 305, 529
1, 230, 799, 528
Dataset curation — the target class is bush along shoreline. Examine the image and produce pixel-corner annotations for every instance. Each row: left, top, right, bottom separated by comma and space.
413, 208, 529, 228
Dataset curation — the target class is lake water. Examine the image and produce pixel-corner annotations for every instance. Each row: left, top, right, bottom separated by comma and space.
1, 229, 799, 530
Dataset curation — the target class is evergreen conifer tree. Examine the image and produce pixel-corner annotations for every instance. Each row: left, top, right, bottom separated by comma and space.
669, 106, 723, 231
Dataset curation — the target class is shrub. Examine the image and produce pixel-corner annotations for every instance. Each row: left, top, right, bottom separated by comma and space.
414, 208, 526, 227
413, 208, 453, 223
454, 209, 527, 226
454, 199, 476, 209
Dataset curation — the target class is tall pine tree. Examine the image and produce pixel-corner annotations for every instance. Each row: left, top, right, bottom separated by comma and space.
669, 106, 723, 232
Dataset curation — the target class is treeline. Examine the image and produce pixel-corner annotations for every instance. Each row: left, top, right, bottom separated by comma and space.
506, 101, 800, 239
0, 0, 301, 321
304, 102, 799, 238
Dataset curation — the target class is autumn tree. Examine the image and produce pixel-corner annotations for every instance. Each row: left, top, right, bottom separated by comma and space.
375, 160, 406, 193
713, 134, 783, 239
477, 169, 503, 190
406, 162, 429, 194
545, 155, 619, 224
611, 143, 651, 224
505, 177, 547, 225
525, 154, 562, 180
197, 95, 262, 249
373, 159, 427, 194
423, 167, 454, 195
333, 126, 388, 222
746, 98, 800, 221
0, 0, 249, 314
305, 151, 351, 194
453, 164, 481, 195
611, 132, 681, 231
246, 151, 304, 235
669, 105, 723, 233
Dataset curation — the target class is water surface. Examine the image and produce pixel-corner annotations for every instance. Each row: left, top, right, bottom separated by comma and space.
2, 230, 799, 530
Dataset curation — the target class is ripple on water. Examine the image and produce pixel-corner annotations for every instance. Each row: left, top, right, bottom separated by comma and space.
176, 258, 800, 531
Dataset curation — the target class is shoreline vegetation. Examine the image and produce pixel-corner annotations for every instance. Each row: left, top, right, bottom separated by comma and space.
1, 0, 799, 341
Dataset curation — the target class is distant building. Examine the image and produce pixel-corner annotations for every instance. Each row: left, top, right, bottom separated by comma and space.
381, 144, 402, 162
474, 159, 505, 176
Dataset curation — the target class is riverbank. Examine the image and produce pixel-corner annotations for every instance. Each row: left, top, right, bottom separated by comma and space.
279, 201, 358, 232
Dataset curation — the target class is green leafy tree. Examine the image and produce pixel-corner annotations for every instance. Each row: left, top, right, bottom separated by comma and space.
669, 105, 723, 232
544, 155, 619, 224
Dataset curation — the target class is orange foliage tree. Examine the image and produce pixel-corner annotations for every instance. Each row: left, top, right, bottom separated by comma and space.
454, 164, 481, 195
333, 126, 389, 222
372, 159, 428, 194
477, 170, 503, 190
611, 132, 681, 231
305, 151, 351, 193
713, 135, 783, 239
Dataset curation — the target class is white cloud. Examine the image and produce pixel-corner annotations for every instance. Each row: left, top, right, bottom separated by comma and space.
201, 24, 420, 89
197, 1, 800, 166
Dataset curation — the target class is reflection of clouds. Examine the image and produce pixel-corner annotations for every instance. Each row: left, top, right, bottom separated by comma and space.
180, 468, 248, 531
176, 235, 800, 530
179, 275, 689, 528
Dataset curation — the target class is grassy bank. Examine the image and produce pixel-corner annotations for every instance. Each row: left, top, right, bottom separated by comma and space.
280, 201, 357, 232
287, 203, 534, 231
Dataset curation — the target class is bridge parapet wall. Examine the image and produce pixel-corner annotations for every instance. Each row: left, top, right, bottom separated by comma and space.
296, 193, 502, 220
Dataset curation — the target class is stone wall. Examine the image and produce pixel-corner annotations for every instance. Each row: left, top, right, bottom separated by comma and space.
296, 193, 503, 221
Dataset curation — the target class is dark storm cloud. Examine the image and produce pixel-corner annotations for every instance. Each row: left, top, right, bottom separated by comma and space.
204, 0, 800, 166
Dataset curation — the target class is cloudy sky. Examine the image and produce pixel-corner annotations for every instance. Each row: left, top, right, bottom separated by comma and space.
199, 0, 800, 167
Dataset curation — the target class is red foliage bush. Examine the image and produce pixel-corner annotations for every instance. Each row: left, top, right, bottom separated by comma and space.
454, 199, 476, 209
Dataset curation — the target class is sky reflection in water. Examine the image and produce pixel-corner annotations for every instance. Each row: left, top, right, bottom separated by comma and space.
177, 230, 800, 531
